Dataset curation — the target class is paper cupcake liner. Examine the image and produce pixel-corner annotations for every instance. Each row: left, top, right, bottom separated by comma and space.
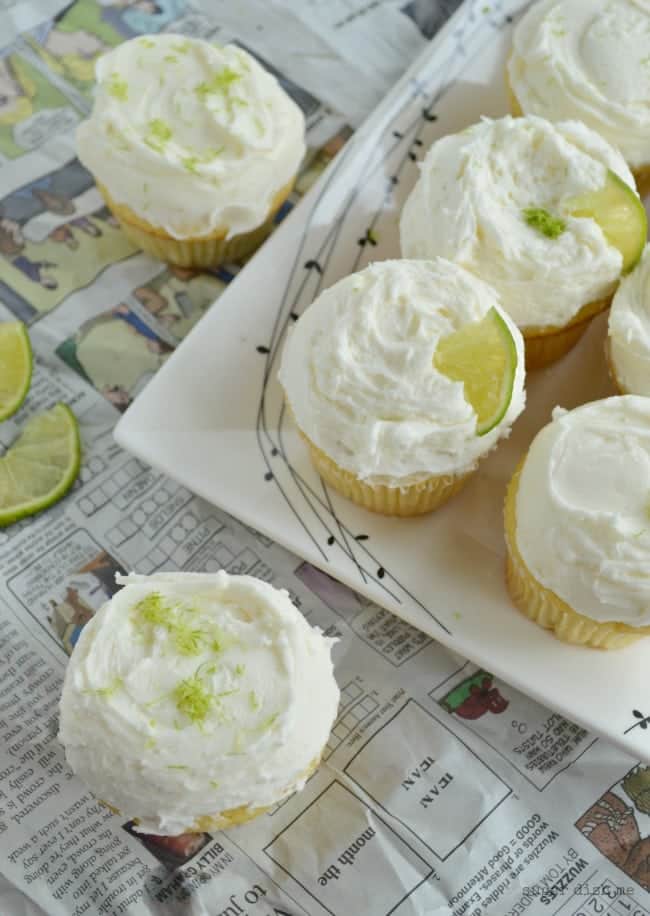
522, 293, 612, 371
98, 180, 294, 269
504, 462, 650, 649
303, 432, 470, 517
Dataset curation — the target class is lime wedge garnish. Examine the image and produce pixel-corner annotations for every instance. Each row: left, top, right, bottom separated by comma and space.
434, 307, 517, 436
0, 321, 32, 421
565, 169, 647, 274
0, 403, 81, 526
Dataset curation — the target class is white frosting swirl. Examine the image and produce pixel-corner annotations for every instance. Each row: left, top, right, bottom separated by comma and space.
400, 116, 635, 329
609, 243, 650, 394
509, 0, 650, 170
58, 572, 339, 835
278, 259, 526, 481
76, 36, 305, 239
515, 397, 650, 626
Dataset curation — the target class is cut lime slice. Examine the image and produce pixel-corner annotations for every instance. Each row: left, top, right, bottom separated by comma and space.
0, 403, 81, 526
434, 307, 517, 436
565, 169, 647, 274
0, 321, 32, 421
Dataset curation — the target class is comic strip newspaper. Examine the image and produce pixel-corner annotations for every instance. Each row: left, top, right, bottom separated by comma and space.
0, 1, 650, 914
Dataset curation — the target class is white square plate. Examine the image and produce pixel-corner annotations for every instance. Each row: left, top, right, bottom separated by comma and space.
115, 1, 650, 762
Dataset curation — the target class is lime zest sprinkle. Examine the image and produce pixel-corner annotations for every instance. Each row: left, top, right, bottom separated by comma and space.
164, 54, 178, 63
195, 66, 241, 100
134, 593, 227, 657
210, 779, 220, 789
234, 663, 245, 677
145, 118, 173, 152
173, 669, 215, 723
144, 737, 156, 749
182, 156, 200, 174
107, 72, 128, 101
172, 40, 191, 53
139, 38, 155, 48
136, 592, 169, 626
167, 764, 188, 770
261, 712, 279, 732
523, 207, 566, 239
84, 676, 123, 698
106, 122, 129, 151
249, 690, 260, 710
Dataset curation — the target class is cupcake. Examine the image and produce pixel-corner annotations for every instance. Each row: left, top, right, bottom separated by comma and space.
76, 36, 305, 268
58, 571, 339, 834
505, 397, 650, 649
400, 116, 646, 370
508, 0, 650, 195
278, 259, 526, 516
608, 244, 650, 395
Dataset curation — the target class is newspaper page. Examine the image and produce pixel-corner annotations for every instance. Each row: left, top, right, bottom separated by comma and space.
0, 1, 649, 914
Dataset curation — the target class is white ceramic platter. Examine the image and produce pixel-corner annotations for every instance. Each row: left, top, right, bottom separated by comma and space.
115, 0, 650, 762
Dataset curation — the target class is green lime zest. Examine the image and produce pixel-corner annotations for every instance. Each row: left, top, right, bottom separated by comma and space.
195, 66, 241, 100
167, 764, 188, 770
260, 712, 279, 732
84, 676, 123, 698
145, 118, 173, 153
173, 669, 215, 724
107, 72, 128, 101
106, 123, 130, 152
164, 54, 178, 63
234, 664, 245, 677
144, 737, 157, 749
182, 156, 200, 174
249, 690, 260, 710
136, 592, 168, 626
210, 779, 220, 789
139, 38, 155, 48
172, 40, 191, 53
523, 207, 566, 239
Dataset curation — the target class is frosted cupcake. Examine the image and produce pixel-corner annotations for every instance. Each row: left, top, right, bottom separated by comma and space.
400, 116, 646, 370
76, 36, 305, 268
508, 0, 650, 195
278, 259, 526, 516
608, 244, 650, 395
58, 572, 339, 834
505, 397, 650, 649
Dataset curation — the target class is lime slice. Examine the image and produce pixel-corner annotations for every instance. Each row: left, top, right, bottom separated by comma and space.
0, 321, 32, 421
433, 307, 517, 436
565, 169, 647, 274
0, 403, 81, 526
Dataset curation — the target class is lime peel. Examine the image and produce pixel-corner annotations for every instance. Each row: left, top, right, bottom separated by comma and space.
565, 169, 647, 274
433, 307, 517, 436
0, 403, 80, 527
0, 321, 32, 421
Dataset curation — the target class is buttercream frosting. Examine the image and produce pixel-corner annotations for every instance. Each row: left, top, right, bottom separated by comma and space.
399, 115, 636, 329
58, 572, 339, 835
515, 397, 650, 626
76, 36, 305, 239
609, 243, 650, 394
278, 258, 526, 482
509, 0, 650, 170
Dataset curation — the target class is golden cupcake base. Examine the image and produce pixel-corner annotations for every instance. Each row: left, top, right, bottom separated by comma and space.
98, 180, 294, 269
504, 462, 650, 649
304, 433, 470, 517
522, 294, 612, 371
